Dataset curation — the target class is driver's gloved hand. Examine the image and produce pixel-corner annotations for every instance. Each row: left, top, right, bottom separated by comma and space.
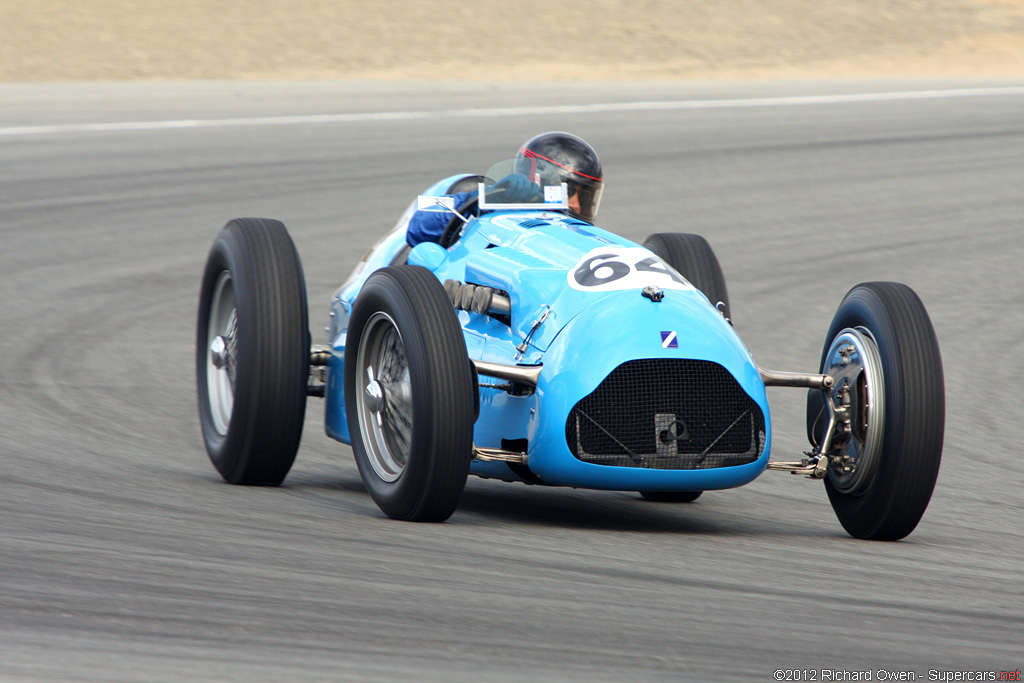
491, 173, 541, 203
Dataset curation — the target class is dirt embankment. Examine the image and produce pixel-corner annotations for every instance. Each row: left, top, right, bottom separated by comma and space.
2, 0, 1024, 82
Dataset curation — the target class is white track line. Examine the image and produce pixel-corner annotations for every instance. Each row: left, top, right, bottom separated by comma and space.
2, 86, 1023, 138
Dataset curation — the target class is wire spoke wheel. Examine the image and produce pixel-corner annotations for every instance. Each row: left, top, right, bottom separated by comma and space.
196, 217, 309, 486
204, 271, 237, 435
345, 265, 475, 522
355, 313, 414, 482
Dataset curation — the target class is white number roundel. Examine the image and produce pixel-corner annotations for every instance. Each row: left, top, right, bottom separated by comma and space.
567, 247, 695, 292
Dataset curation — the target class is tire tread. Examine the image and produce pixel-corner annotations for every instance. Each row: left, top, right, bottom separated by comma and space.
345, 265, 474, 522
644, 232, 730, 319
197, 217, 309, 486
819, 281, 944, 540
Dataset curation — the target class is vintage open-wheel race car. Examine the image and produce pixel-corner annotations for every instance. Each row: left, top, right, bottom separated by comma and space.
196, 154, 944, 541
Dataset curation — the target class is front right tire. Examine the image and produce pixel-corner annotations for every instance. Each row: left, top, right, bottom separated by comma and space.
809, 282, 944, 540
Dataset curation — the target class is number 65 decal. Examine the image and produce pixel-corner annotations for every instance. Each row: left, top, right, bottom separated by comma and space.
567, 247, 695, 292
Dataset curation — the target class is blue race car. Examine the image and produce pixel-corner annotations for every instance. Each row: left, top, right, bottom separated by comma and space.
196, 144, 944, 541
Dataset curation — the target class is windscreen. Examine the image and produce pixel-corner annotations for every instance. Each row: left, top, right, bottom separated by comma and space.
478, 159, 570, 211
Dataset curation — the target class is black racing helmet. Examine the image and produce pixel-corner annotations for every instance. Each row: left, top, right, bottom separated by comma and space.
513, 132, 603, 222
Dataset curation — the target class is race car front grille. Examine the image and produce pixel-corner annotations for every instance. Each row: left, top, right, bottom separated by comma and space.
566, 359, 765, 469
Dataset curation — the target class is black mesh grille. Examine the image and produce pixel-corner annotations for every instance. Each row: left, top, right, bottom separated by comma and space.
566, 359, 765, 469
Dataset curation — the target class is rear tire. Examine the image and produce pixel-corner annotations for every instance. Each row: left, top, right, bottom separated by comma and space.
196, 218, 309, 485
644, 232, 730, 320
345, 265, 475, 522
810, 282, 944, 540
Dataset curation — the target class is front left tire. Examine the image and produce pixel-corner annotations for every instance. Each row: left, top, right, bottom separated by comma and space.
345, 265, 476, 522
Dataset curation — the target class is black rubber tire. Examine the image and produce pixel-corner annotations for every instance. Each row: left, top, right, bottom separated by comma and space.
639, 490, 703, 503
810, 282, 944, 541
196, 218, 309, 485
644, 233, 731, 320
345, 265, 475, 522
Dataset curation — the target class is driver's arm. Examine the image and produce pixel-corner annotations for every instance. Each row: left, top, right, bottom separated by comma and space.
406, 190, 472, 247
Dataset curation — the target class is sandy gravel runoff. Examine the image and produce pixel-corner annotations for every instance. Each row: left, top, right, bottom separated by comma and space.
2, 0, 1024, 82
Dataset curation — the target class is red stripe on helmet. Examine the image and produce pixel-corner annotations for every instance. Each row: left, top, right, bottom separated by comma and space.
519, 147, 602, 182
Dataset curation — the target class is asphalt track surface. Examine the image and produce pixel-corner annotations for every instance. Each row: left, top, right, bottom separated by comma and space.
2, 79, 1023, 681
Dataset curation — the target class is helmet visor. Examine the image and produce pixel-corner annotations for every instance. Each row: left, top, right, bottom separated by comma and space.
566, 179, 603, 223
512, 151, 602, 222
508, 155, 603, 222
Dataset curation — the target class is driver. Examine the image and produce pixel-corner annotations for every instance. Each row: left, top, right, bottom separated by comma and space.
406, 131, 604, 247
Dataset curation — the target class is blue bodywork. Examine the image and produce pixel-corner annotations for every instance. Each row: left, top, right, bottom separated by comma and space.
324, 175, 772, 492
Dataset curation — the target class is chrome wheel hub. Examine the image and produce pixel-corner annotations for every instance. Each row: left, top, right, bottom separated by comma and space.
355, 312, 414, 483
210, 335, 228, 369
206, 271, 237, 436
822, 327, 885, 494
364, 368, 385, 416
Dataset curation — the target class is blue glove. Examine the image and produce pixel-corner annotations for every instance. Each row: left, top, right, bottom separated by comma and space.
490, 173, 540, 203
407, 190, 474, 246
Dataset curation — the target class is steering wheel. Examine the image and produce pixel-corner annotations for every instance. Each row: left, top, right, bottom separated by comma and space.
438, 195, 478, 249
436, 175, 492, 249
437, 174, 539, 248
439, 184, 515, 248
